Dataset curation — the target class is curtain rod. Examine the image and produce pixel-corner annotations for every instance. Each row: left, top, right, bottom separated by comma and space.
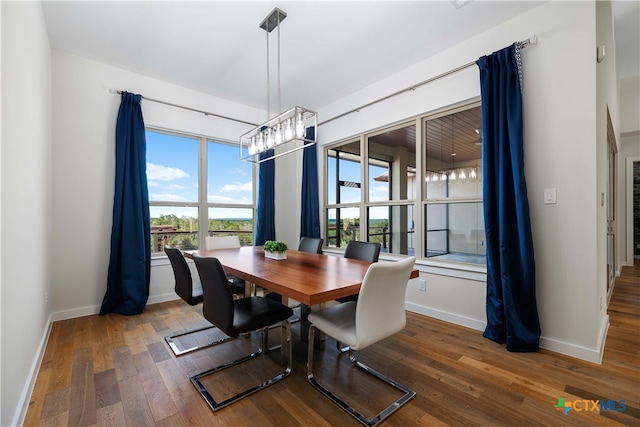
108, 35, 536, 130
107, 88, 259, 127
318, 35, 538, 127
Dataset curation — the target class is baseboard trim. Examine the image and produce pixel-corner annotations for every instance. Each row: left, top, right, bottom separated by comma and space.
14, 313, 54, 427
405, 302, 486, 332
405, 302, 609, 364
540, 315, 608, 365
51, 293, 179, 321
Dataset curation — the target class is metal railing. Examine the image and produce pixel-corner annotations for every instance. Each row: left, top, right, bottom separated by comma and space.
151, 229, 254, 253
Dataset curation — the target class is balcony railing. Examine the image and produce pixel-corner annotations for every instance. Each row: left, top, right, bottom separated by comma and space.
151, 229, 254, 253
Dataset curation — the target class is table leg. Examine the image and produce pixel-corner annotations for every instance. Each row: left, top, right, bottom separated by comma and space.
300, 304, 324, 350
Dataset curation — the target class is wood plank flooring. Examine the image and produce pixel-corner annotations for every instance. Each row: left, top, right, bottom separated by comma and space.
25, 264, 639, 426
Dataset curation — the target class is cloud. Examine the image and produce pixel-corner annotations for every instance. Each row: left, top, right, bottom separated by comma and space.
208, 194, 253, 204
147, 181, 161, 188
165, 184, 189, 190
220, 181, 252, 192
150, 193, 185, 202
208, 194, 235, 203
230, 168, 247, 176
147, 163, 189, 181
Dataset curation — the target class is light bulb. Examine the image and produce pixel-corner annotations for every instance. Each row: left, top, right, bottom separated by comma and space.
248, 137, 256, 155
274, 124, 283, 145
470, 169, 477, 179
295, 112, 305, 138
284, 118, 293, 140
433, 174, 438, 182
257, 132, 265, 152
450, 171, 457, 180
266, 128, 274, 149
459, 170, 466, 179
425, 175, 431, 182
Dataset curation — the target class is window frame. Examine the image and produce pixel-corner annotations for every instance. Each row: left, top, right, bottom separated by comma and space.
147, 127, 255, 257
323, 99, 485, 272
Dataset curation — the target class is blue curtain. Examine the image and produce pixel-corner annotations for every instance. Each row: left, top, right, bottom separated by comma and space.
255, 149, 276, 245
100, 92, 150, 315
300, 127, 320, 238
477, 44, 540, 352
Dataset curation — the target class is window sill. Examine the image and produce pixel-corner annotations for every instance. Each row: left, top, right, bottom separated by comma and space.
322, 248, 487, 282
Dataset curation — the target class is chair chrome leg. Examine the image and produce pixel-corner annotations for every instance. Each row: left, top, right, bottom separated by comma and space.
165, 325, 218, 356
336, 340, 350, 353
191, 320, 292, 411
307, 326, 415, 427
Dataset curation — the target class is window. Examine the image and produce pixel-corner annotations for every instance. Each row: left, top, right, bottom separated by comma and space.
326, 141, 361, 248
207, 140, 254, 246
147, 129, 254, 254
324, 101, 484, 266
423, 104, 484, 264
326, 122, 416, 255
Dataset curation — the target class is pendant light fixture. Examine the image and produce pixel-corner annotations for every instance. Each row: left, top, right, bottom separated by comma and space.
240, 7, 317, 163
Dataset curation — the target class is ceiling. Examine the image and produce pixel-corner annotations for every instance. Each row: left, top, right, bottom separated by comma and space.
42, 1, 551, 113
41, 0, 637, 158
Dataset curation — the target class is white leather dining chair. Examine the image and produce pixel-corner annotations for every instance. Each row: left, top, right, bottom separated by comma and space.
307, 256, 417, 426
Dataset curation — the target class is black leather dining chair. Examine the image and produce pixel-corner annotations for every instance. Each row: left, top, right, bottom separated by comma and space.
190, 254, 293, 411
164, 246, 243, 356
336, 240, 381, 303
297, 236, 324, 254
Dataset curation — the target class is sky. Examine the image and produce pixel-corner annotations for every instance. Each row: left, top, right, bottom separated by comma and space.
146, 130, 253, 220
146, 130, 397, 222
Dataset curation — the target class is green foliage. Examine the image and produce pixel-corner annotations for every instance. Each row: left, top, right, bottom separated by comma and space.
263, 240, 288, 253
150, 216, 254, 253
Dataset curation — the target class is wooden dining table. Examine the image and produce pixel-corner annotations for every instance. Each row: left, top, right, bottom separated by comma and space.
185, 245, 419, 306
184, 245, 419, 346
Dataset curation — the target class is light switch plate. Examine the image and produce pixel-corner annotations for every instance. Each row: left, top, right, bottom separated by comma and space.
544, 188, 557, 204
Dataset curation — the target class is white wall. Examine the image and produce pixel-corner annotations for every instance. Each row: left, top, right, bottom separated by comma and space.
1, 3, 53, 425
317, 1, 607, 361
619, 76, 640, 134
596, 0, 618, 354
50, 51, 265, 319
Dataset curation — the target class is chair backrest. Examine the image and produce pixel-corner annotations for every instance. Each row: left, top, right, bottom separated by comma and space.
192, 255, 236, 337
164, 246, 199, 305
298, 236, 323, 254
344, 240, 381, 263
205, 235, 241, 250
353, 256, 416, 350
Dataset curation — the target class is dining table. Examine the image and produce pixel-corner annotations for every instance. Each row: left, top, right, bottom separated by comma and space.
184, 245, 419, 345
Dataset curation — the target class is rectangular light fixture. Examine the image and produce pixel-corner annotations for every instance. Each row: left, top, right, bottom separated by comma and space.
240, 106, 317, 163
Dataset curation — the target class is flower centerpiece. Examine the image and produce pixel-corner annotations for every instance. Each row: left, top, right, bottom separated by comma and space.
263, 240, 288, 260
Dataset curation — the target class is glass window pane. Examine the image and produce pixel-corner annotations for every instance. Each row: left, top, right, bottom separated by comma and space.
150, 206, 199, 253
325, 207, 360, 248
207, 140, 253, 205
327, 141, 361, 205
208, 207, 254, 246
368, 204, 415, 256
425, 107, 482, 200
368, 123, 416, 202
146, 130, 199, 203
424, 202, 485, 264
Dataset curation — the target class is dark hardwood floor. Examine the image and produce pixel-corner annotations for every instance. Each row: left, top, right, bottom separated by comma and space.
25, 264, 639, 426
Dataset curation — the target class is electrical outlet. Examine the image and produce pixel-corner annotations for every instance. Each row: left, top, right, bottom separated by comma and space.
45, 292, 49, 306
418, 279, 426, 291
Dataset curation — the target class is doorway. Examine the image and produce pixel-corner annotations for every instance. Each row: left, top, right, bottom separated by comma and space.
606, 110, 617, 296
